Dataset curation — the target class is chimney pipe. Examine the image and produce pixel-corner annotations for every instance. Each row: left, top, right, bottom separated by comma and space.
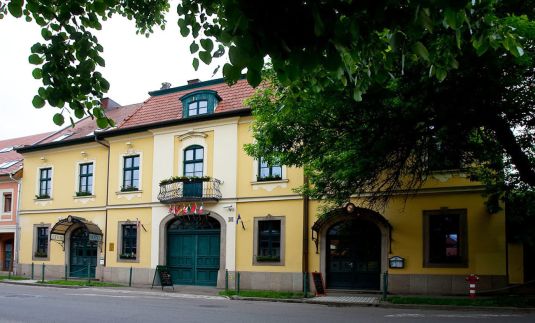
187, 79, 200, 85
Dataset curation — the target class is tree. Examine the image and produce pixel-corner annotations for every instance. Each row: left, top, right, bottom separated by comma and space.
0, 1, 528, 125
1, 0, 534, 201
245, 14, 535, 207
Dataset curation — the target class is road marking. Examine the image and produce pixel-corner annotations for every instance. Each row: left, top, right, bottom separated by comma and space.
84, 288, 226, 300
66, 293, 171, 300
385, 313, 523, 318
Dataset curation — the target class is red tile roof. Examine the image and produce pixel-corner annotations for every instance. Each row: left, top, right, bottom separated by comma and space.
39, 102, 143, 144
120, 78, 255, 128
0, 132, 53, 175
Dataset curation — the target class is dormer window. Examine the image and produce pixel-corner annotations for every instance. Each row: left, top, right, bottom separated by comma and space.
180, 90, 221, 118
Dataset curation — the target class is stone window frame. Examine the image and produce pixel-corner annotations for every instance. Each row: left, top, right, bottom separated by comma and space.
1, 190, 13, 215
37, 167, 53, 198
423, 208, 468, 268
32, 223, 51, 261
117, 221, 140, 263
253, 215, 285, 266
76, 161, 96, 195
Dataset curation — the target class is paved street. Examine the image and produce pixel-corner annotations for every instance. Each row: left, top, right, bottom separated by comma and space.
0, 284, 533, 323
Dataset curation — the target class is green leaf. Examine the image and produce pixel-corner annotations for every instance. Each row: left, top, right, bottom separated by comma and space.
246, 68, 262, 88
192, 57, 199, 71
32, 68, 43, 79
435, 68, 447, 82
222, 63, 241, 84
7, 0, 23, 18
200, 38, 214, 52
32, 95, 45, 109
412, 42, 430, 61
41, 28, 52, 40
74, 108, 85, 119
53, 113, 65, 126
96, 117, 109, 129
444, 9, 458, 29
190, 42, 199, 54
199, 51, 212, 65
353, 89, 363, 102
28, 54, 43, 65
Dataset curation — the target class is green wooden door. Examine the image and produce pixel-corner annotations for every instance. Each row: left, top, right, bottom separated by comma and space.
167, 216, 220, 286
70, 228, 97, 278
4, 240, 13, 271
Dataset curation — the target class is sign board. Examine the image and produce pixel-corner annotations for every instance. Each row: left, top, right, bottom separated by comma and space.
88, 233, 102, 242
152, 265, 174, 290
311, 272, 326, 296
50, 234, 64, 241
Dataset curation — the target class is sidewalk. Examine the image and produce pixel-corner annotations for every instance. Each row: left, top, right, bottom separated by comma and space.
2, 279, 534, 311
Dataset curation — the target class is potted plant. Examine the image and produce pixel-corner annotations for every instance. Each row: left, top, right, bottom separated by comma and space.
120, 185, 138, 192
34, 250, 47, 258
159, 175, 212, 185
75, 191, 92, 197
257, 174, 282, 182
119, 253, 137, 260
35, 194, 50, 199
256, 255, 280, 262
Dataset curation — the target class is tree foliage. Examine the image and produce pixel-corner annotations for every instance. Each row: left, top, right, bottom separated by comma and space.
1, 0, 532, 128
245, 12, 535, 207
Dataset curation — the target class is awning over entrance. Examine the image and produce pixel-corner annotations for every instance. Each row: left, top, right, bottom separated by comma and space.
311, 204, 392, 253
50, 215, 103, 244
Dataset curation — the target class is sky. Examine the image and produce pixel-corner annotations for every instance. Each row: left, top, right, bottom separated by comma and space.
0, 6, 224, 140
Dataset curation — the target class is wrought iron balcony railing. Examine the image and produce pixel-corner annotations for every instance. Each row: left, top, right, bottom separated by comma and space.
157, 178, 222, 204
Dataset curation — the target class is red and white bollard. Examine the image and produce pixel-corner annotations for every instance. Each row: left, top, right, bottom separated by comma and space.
465, 274, 479, 299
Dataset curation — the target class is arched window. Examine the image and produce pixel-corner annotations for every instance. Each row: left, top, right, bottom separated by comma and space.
183, 145, 204, 177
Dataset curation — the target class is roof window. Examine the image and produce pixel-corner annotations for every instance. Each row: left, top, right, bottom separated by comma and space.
0, 160, 18, 169
52, 134, 72, 142
180, 90, 221, 118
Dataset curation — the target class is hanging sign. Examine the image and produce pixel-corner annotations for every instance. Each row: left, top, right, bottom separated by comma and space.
88, 233, 102, 242
50, 234, 64, 241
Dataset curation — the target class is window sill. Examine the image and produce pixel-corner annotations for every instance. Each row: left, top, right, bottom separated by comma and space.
32, 256, 49, 261
116, 190, 142, 195
34, 198, 52, 202
117, 258, 139, 263
73, 195, 95, 199
252, 256, 284, 266
251, 179, 288, 185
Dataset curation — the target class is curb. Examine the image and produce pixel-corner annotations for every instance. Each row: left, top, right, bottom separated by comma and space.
0, 280, 86, 289
228, 295, 535, 312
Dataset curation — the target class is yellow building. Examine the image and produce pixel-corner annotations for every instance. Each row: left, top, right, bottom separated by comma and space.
15, 78, 522, 294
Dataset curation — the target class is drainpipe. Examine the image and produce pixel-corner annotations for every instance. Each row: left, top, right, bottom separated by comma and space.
95, 135, 110, 268
302, 175, 310, 293
9, 171, 22, 274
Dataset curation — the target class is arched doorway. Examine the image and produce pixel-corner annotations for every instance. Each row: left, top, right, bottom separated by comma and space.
69, 227, 98, 278
326, 219, 382, 290
167, 215, 220, 286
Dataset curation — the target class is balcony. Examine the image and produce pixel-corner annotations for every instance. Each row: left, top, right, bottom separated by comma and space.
157, 176, 222, 204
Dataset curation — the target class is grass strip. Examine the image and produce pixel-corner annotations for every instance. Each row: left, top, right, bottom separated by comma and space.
38, 280, 123, 287
220, 290, 305, 299
388, 296, 535, 308
0, 275, 27, 281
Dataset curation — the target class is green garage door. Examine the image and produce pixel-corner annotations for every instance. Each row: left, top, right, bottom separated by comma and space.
167, 216, 220, 286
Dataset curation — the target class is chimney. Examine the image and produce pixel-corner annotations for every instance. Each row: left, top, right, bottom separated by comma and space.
100, 98, 121, 110
160, 82, 172, 90
187, 78, 200, 85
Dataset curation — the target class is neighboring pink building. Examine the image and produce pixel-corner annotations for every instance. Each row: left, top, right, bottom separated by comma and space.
0, 132, 52, 272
